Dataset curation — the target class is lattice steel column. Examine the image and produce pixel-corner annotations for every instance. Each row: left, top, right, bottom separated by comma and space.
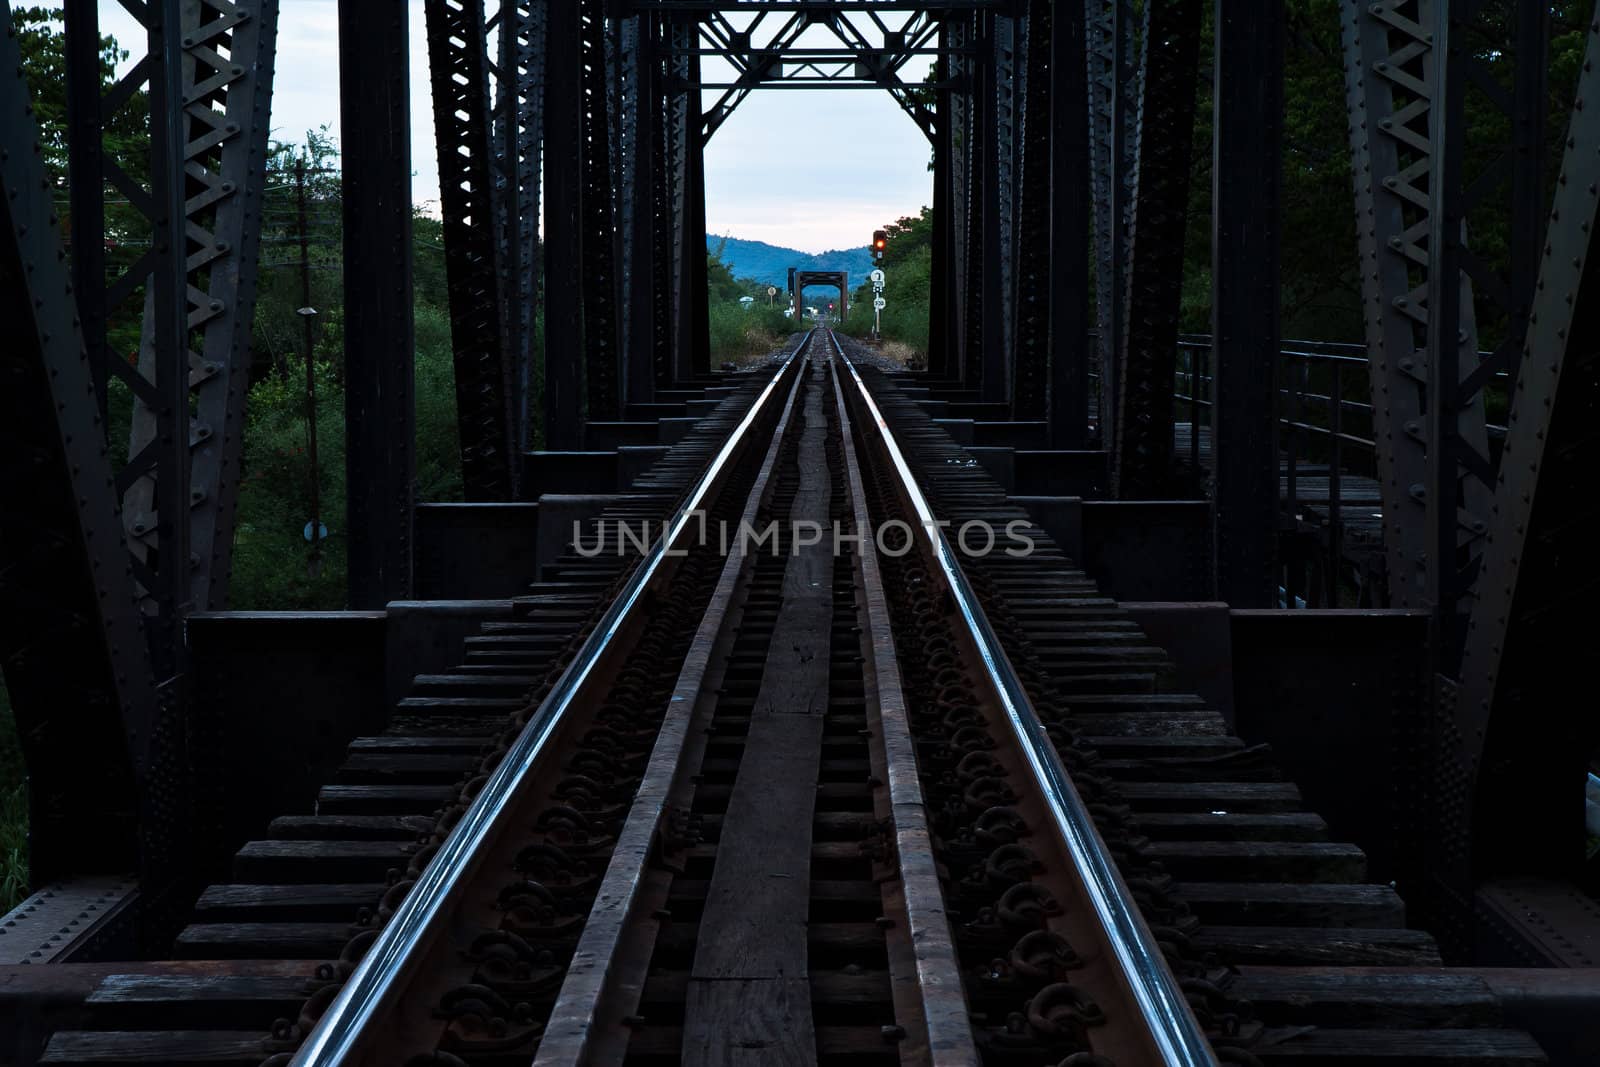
1341, 0, 1491, 614
993, 11, 1018, 400
1211, 1, 1282, 607
495, 0, 543, 469
66, 0, 279, 670
1048, 0, 1090, 448
669, 34, 709, 380
962, 12, 1003, 397
944, 16, 971, 380
582, 0, 622, 418
650, 20, 675, 390
1012, 0, 1054, 421
666, 18, 695, 382
1111, 0, 1202, 498
688, 90, 710, 376
979, 13, 1007, 403
426, 0, 514, 499
928, 83, 954, 380
341, 0, 415, 606
1, 4, 157, 883
1085, 0, 1134, 446
622, 14, 657, 405
544, 0, 584, 448
1456, 14, 1599, 888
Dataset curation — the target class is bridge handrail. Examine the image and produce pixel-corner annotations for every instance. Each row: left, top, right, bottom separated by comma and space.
288, 333, 811, 1066
833, 332, 1220, 1067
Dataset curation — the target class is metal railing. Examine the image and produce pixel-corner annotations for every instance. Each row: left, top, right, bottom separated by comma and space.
1169, 334, 1507, 606
289, 334, 810, 1066
835, 332, 1219, 1067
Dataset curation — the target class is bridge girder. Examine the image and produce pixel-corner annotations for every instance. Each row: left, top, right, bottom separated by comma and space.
2, 0, 1596, 969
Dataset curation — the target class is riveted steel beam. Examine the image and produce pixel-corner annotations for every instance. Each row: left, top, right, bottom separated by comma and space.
623, 13, 659, 404
582, 0, 622, 419
1012, 0, 1054, 421
1046, 0, 1090, 448
1340, 0, 1493, 615
426, 0, 515, 499
495, 0, 544, 466
1454, 10, 1599, 913
993, 9, 1018, 400
341, 0, 415, 606
0, 1, 158, 885
1085, 0, 1134, 447
1111, 0, 1203, 499
66, 0, 279, 673
544, 0, 584, 448
1211, 1, 1283, 607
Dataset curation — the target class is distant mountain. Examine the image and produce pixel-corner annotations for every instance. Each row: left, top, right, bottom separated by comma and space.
707, 234, 874, 289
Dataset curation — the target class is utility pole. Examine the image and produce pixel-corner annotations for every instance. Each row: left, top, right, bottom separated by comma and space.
296, 158, 323, 576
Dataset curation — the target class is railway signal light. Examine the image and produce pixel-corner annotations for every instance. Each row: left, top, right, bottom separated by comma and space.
872, 230, 887, 262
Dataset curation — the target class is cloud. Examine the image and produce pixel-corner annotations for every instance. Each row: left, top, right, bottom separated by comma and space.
703, 87, 931, 252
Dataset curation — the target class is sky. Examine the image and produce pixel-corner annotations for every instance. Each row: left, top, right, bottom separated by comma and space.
96, 1, 933, 254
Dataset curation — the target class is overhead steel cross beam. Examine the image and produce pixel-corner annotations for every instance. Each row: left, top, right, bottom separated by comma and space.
629, 1, 1003, 10
699, 10, 808, 146
688, 6, 955, 140
827, 6, 942, 140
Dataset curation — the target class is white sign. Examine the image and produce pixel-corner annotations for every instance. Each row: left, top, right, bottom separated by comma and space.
869, 269, 885, 285
767, 286, 777, 296
873, 297, 887, 310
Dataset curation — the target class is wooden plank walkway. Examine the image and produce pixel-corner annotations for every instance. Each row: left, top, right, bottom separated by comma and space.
683, 361, 834, 1066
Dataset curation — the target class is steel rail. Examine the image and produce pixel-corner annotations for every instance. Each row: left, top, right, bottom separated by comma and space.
289, 332, 813, 1066
825, 355, 980, 1065
830, 331, 1220, 1067
531, 340, 812, 1065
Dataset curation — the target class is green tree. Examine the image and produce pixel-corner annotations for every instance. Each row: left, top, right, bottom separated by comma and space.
12, 6, 145, 185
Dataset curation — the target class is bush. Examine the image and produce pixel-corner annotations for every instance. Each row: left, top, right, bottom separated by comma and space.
708, 301, 793, 363
228, 300, 463, 610
229, 348, 350, 610
844, 239, 931, 356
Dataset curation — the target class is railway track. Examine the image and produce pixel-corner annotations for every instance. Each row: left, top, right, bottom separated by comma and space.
26, 330, 1548, 1066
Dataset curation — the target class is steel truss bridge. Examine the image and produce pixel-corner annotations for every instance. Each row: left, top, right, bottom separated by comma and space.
0, 0, 1597, 1063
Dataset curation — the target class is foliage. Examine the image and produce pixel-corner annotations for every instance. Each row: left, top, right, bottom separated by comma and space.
230, 239, 465, 611
12, 7, 144, 186
0, 682, 24, 912
14, 7, 153, 363
1180, 0, 1598, 342
842, 207, 933, 356
706, 245, 796, 361
253, 131, 345, 378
